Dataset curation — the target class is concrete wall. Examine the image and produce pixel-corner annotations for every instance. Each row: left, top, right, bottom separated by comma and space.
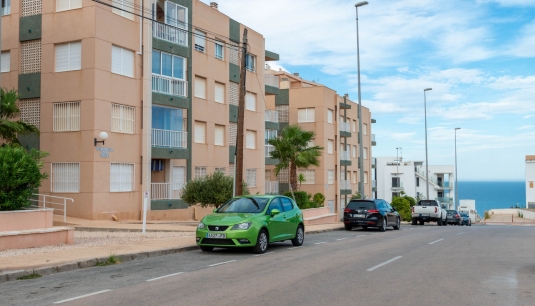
0, 209, 54, 231
526, 158, 535, 208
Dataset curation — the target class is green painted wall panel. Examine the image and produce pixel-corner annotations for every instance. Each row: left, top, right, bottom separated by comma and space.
340, 102, 352, 109
151, 147, 189, 159
229, 64, 240, 83
152, 92, 190, 109
229, 105, 238, 123
340, 131, 351, 138
19, 15, 42, 41
18, 134, 40, 150
229, 19, 240, 43
152, 38, 190, 57
340, 160, 352, 167
265, 50, 280, 61
265, 85, 279, 96
18, 73, 41, 99
340, 189, 352, 195
278, 122, 289, 132
229, 146, 236, 163
265, 158, 279, 165
151, 199, 189, 210
265, 121, 278, 131
275, 89, 289, 105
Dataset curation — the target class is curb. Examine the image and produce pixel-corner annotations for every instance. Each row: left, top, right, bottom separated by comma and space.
0, 226, 344, 283
74, 227, 189, 233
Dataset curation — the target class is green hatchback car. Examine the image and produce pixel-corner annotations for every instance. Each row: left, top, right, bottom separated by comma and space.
196, 195, 305, 254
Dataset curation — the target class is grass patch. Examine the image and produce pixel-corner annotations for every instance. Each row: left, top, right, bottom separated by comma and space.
17, 273, 42, 280
96, 254, 120, 266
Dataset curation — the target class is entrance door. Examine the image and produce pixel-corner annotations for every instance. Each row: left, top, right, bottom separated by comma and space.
172, 166, 185, 199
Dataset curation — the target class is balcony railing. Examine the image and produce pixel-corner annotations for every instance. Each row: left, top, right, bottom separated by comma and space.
340, 121, 351, 133
265, 110, 279, 123
151, 182, 186, 200
372, 134, 376, 142
436, 197, 453, 203
152, 129, 187, 148
340, 150, 350, 161
392, 182, 404, 189
265, 181, 279, 194
265, 74, 279, 88
152, 74, 188, 97
372, 180, 377, 188
152, 22, 188, 46
340, 179, 351, 190
265, 145, 275, 158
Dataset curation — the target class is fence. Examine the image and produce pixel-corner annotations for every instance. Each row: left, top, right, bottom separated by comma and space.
152, 74, 188, 97
151, 183, 186, 200
152, 129, 187, 148
153, 22, 187, 46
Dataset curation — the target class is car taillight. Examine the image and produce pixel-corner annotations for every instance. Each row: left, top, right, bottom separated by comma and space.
344, 208, 351, 213
435, 207, 438, 213
412, 207, 414, 213
456, 214, 459, 218
367, 209, 379, 213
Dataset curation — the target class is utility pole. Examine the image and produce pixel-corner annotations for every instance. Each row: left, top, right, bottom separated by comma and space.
235, 28, 248, 196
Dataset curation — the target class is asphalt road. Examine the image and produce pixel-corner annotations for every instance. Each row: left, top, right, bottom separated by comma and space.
2, 224, 535, 306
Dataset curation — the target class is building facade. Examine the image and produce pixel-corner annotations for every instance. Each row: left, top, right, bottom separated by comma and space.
1, 0, 277, 219
526, 155, 535, 209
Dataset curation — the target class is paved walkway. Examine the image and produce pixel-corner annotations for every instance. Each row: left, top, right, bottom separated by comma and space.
482, 213, 535, 225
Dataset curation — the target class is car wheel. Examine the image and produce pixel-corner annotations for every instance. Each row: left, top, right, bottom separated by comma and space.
419, 220, 424, 226
437, 218, 442, 226
291, 225, 304, 246
379, 218, 387, 232
443, 219, 447, 226
253, 229, 269, 254
412, 218, 417, 225
200, 246, 214, 252
393, 217, 400, 230
362, 226, 368, 230
469, 222, 472, 226
344, 225, 352, 231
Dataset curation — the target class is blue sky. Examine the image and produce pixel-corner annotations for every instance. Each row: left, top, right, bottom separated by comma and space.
201, 0, 535, 181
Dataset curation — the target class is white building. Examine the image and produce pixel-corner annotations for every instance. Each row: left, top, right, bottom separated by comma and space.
374, 157, 455, 209
526, 155, 535, 209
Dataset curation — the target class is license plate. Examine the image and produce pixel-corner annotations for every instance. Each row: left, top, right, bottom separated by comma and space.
353, 214, 365, 218
206, 233, 226, 239
420, 214, 429, 217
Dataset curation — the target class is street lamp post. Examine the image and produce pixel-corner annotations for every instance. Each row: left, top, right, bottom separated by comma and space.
455, 127, 461, 210
355, 1, 368, 198
423, 88, 432, 200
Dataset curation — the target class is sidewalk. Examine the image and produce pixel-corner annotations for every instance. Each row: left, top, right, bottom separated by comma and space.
482, 213, 535, 226
0, 219, 343, 282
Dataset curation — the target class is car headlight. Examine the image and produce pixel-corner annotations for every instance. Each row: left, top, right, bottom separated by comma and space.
197, 223, 205, 229
231, 222, 252, 230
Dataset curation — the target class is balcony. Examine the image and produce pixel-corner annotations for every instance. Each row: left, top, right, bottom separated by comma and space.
265, 74, 279, 88
152, 74, 188, 97
340, 180, 351, 194
151, 182, 185, 200
265, 144, 275, 158
265, 110, 279, 123
152, 22, 188, 46
391, 182, 404, 190
436, 197, 453, 204
265, 181, 279, 194
372, 157, 376, 168
340, 150, 350, 161
152, 129, 187, 149
340, 121, 351, 133
372, 134, 376, 146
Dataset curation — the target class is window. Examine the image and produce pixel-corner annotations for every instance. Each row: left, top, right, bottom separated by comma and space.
215, 167, 225, 174
55, 41, 81, 72
353, 171, 357, 184
214, 82, 225, 103
352, 145, 357, 158
195, 76, 206, 99
327, 140, 334, 154
353, 120, 356, 132
152, 106, 185, 131
265, 129, 277, 144
307, 139, 315, 148
392, 177, 400, 188
298, 108, 315, 122
246, 130, 256, 149
265, 170, 271, 181
215, 41, 224, 60
194, 121, 206, 143
328, 170, 334, 184
297, 169, 315, 184
214, 125, 225, 146
152, 51, 186, 80
246, 169, 257, 187
245, 54, 256, 72
364, 171, 368, 184
281, 198, 294, 212
195, 167, 207, 179
246, 92, 256, 111
111, 46, 134, 77
195, 30, 206, 52
111, 104, 135, 134
268, 198, 282, 214
53, 102, 80, 131
364, 123, 368, 135
1, 51, 9, 72
110, 163, 134, 192
1, 0, 11, 15
347, 171, 351, 183
364, 147, 368, 159
416, 177, 419, 187
51, 163, 80, 192
56, 0, 81, 12
162, 1, 188, 34
112, 0, 134, 20
327, 109, 333, 124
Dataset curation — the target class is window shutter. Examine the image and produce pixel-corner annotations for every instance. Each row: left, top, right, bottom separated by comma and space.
57, 0, 69, 12
215, 83, 224, 103
308, 108, 315, 122
195, 122, 205, 143
55, 43, 69, 72
328, 109, 333, 124
122, 48, 134, 77
246, 92, 256, 111
246, 130, 256, 149
111, 45, 122, 74
1, 52, 9, 72
328, 140, 333, 154
298, 109, 306, 122
173, 166, 185, 191
195, 77, 206, 99
69, 41, 82, 70
215, 125, 224, 146
195, 30, 206, 52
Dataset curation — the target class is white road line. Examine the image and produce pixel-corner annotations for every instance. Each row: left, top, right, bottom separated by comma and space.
429, 239, 444, 245
54, 290, 112, 304
356, 234, 366, 237
208, 260, 237, 267
287, 247, 302, 250
336, 238, 348, 241
367, 256, 403, 272
457, 232, 465, 235
146, 272, 184, 282
254, 252, 274, 257
314, 242, 327, 245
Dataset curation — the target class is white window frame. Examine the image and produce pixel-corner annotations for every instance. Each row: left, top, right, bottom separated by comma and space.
214, 82, 225, 104
364, 147, 368, 159
327, 139, 334, 154
246, 130, 256, 149
195, 30, 206, 53
246, 91, 256, 111
214, 125, 225, 146
51, 162, 80, 193
352, 120, 357, 132
110, 163, 135, 192
152, 50, 186, 80
195, 76, 206, 99
112, 0, 134, 20
1, 51, 9, 72
215, 167, 226, 174
56, 0, 82, 12
364, 171, 368, 184
194, 121, 206, 144
328, 170, 334, 185
55, 41, 82, 72
215, 41, 224, 60
352, 145, 357, 158
1, 0, 11, 15
195, 166, 207, 179
327, 109, 333, 124
298, 108, 315, 123
111, 45, 134, 77
298, 169, 315, 184
53, 101, 81, 132
245, 54, 256, 72
246, 169, 257, 187
353, 171, 357, 184
364, 123, 368, 135
111, 103, 135, 134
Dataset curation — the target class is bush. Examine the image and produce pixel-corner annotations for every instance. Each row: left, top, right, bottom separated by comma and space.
0, 145, 48, 211
391, 197, 411, 222
484, 211, 490, 219
284, 191, 313, 209
403, 195, 416, 208
181, 171, 249, 208
312, 193, 325, 207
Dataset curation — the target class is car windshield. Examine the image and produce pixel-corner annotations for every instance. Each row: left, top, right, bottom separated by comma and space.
447, 210, 457, 214
216, 197, 269, 213
460, 213, 469, 217
417, 200, 438, 206
347, 201, 376, 210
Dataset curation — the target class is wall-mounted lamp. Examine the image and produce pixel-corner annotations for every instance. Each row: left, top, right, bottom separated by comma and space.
94, 131, 109, 146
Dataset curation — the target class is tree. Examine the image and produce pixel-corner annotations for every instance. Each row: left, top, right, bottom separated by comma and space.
297, 173, 306, 190
181, 171, 249, 208
351, 191, 362, 200
0, 145, 48, 211
268, 125, 323, 192
0, 88, 39, 144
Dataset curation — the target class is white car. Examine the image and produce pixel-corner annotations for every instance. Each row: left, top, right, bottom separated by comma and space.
411, 200, 447, 226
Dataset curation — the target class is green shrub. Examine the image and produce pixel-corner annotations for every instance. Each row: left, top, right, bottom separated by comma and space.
181, 171, 249, 208
312, 193, 325, 207
284, 191, 312, 209
351, 192, 362, 200
391, 197, 411, 222
484, 211, 490, 219
0, 145, 48, 211
403, 195, 416, 207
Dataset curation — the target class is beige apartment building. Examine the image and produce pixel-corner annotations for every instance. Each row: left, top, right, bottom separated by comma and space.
264, 70, 375, 219
1, 0, 278, 219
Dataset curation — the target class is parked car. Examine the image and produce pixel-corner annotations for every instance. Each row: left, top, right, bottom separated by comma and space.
196, 195, 304, 254
460, 212, 472, 226
446, 210, 462, 225
343, 199, 401, 232
411, 200, 447, 226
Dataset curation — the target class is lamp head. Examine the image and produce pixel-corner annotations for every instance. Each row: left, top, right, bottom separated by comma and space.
355, 1, 369, 7
98, 132, 109, 140
424, 88, 432, 91
455, 127, 461, 130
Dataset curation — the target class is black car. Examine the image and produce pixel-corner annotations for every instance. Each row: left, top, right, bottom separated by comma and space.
460, 212, 472, 226
446, 210, 462, 225
343, 199, 400, 232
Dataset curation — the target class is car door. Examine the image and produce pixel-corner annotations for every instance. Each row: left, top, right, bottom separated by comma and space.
385, 202, 396, 225
266, 198, 286, 241
281, 197, 298, 238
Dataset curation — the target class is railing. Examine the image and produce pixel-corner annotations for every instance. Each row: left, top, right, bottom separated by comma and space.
151, 182, 185, 200
265, 181, 279, 194
392, 182, 404, 189
372, 134, 376, 141
436, 197, 453, 203
152, 129, 187, 148
340, 121, 351, 133
152, 22, 187, 46
265, 74, 279, 88
152, 74, 188, 97
372, 180, 377, 188
264, 110, 279, 123
265, 145, 275, 158
340, 179, 351, 190
29, 194, 74, 223
340, 150, 350, 161
438, 181, 452, 188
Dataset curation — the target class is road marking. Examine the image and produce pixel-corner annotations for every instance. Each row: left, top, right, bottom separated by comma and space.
54, 290, 112, 304
356, 234, 366, 237
457, 232, 465, 235
208, 260, 237, 267
146, 272, 184, 282
287, 247, 302, 250
314, 242, 327, 245
336, 238, 348, 241
254, 252, 274, 257
429, 239, 444, 245
367, 256, 403, 272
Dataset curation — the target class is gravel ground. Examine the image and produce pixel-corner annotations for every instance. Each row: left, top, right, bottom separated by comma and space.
0, 231, 194, 258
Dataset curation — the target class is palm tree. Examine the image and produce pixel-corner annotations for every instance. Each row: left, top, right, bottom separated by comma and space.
268, 125, 323, 192
0, 88, 39, 144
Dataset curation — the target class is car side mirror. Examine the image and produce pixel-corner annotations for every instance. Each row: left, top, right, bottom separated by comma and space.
270, 209, 280, 216
392, 207, 396, 212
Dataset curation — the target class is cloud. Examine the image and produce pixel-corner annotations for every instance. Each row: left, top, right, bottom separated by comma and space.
477, 0, 535, 6
388, 132, 417, 141
517, 125, 534, 130
397, 116, 421, 125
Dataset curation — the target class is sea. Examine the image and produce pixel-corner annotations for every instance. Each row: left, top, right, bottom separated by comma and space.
457, 181, 525, 217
